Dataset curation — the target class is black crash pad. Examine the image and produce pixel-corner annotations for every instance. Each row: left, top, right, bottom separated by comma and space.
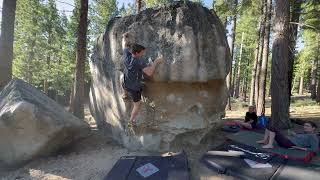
104, 151, 190, 180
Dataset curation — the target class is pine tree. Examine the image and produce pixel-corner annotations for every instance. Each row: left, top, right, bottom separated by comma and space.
70, 0, 89, 119
270, 0, 291, 129
41, 0, 65, 95
13, 0, 44, 85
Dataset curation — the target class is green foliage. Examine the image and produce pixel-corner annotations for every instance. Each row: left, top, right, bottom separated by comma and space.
89, 0, 118, 35
144, 0, 173, 8
231, 0, 261, 93
302, 1, 320, 31
292, 1, 320, 90
213, 0, 234, 22
213, 0, 255, 23
13, 0, 78, 95
13, 0, 45, 86
118, 3, 135, 16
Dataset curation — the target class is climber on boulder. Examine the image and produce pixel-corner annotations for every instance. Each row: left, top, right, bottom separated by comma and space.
122, 32, 164, 127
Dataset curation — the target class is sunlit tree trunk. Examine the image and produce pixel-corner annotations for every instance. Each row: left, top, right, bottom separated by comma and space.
299, 76, 304, 95
310, 59, 318, 99
257, 0, 272, 116
226, 0, 238, 110
255, 0, 268, 106
136, 0, 142, 13
234, 32, 245, 98
249, 1, 264, 106
243, 56, 250, 102
316, 36, 320, 103
316, 75, 320, 102
250, 42, 259, 105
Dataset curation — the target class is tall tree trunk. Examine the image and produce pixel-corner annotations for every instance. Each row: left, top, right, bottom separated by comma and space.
226, 0, 238, 110
243, 54, 250, 102
253, 0, 267, 106
44, 35, 52, 95
136, 0, 142, 13
240, 77, 244, 98
316, 35, 320, 102
44, 55, 50, 95
268, 71, 272, 97
249, 41, 260, 105
249, 1, 265, 106
69, 78, 75, 111
257, 0, 272, 116
70, 0, 88, 119
298, 76, 304, 95
310, 59, 318, 99
0, 0, 17, 90
316, 75, 320, 103
311, 34, 320, 100
27, 35, 36, 84
291, 74, 297, 93
224, 17, 228, 33
288, 0, 302, 103
235, 32, 245, 98
241, 75, 246, 101
271, 0, 290, 129
232, 58, 237, 96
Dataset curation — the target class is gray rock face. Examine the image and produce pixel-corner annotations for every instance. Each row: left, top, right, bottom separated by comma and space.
0, 79, 90, 168
89, 2, 230, 151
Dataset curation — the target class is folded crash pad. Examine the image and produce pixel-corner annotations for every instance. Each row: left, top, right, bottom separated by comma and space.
227, 131, 315, 162
104, 151, 190, 180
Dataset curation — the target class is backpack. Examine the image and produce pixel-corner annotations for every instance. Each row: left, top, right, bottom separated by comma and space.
257, 115, 268, 129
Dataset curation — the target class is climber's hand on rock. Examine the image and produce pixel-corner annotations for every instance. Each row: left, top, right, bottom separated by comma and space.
154, 57, 164, 64
122, 32, 130, 39
122, 32, 131, 49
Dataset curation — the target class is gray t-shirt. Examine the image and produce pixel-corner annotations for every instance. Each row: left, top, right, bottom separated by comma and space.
123, 49, 148, 91
289, 133, 319, 152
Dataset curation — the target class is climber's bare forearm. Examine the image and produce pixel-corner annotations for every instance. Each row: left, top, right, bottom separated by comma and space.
122, 33, 131, 50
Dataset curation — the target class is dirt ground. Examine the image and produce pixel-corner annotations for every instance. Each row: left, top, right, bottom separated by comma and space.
0, 97, 319, 180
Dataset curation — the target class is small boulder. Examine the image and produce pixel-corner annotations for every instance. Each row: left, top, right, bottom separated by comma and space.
0, 78, 90, 168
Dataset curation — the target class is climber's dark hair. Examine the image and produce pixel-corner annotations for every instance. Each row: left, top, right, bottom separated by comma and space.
305, 121, 317, 129
130, 43, 146, 54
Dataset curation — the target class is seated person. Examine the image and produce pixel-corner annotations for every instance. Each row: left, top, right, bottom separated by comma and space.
235, 106, 258, 129
256, 121, 319, 153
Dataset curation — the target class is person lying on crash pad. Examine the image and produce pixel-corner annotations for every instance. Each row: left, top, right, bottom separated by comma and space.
235, 106, 258, 130
257, 121, 319, 153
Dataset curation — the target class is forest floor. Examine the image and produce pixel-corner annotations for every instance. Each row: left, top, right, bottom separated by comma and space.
0, 95, 319, 180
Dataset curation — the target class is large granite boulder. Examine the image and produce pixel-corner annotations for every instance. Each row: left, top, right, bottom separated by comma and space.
0, 79, 90, 168
89, 2, 231, 151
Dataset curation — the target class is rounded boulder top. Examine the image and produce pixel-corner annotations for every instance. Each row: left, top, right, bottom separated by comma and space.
104, 1, 231, 83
